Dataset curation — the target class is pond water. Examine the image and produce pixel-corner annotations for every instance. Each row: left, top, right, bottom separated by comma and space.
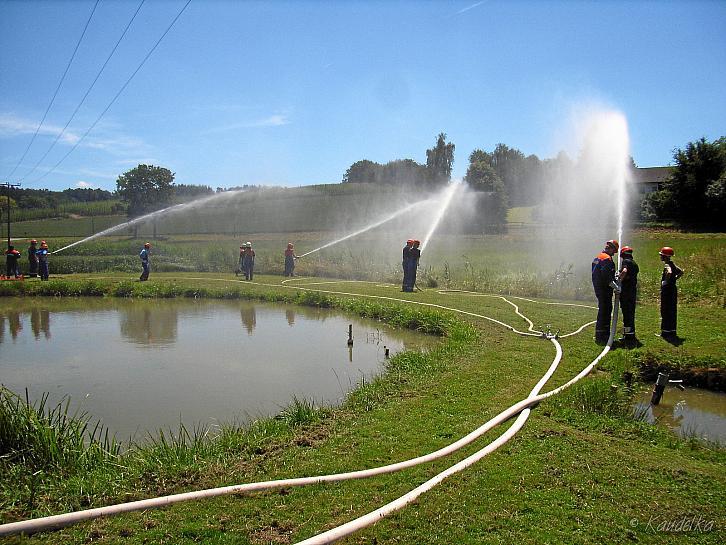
0, 298, 434, 440
635, 386, 726, 445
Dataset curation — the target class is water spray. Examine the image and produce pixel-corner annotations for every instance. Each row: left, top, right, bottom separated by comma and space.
297, 199, 428, 258
420, 182, 460, 252
51, 190, 252, 255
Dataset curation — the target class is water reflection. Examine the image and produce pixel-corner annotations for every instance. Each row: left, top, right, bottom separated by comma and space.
0, 298, 435, 439
240, 306, 257, 334
120, 307, 178, 346
30, 308, 51, 340
636, 386, 726, 445
0, 311, 24, 341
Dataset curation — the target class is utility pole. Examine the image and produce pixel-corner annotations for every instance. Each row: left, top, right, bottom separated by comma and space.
2, 181, 21, 249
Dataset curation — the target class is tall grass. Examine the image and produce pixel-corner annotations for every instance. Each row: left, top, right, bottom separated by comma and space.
0, 387, 120, 473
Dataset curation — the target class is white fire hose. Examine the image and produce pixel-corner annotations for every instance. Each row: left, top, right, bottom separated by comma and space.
0, 283, 618, 540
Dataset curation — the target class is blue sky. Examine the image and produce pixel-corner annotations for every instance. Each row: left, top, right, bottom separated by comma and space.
1, 0, 724, 192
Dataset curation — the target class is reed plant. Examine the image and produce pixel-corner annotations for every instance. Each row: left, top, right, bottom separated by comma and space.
0, 387, 120, 473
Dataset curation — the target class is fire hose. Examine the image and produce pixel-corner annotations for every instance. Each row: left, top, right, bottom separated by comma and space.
0, 283, 619, 540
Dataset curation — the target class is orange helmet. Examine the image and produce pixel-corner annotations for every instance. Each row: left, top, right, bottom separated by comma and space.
659, 246, 674, 257
620, 246, 633, 256
144, 242, 151, 248
40, 241, 48, 248
413, 240, 420, 245
605, 240, 619, 251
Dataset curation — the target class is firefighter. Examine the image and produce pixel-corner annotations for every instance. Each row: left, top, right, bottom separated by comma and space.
236, 245, 244, 276
139, 242, 151, 281
5, 245, 21, 278
401, 239, 414, 291
284, 242, 299, 277
409, 240, 421, 291
659, 246, 684, 339
37, 241, 50, 281
242, 242, 255, 281
27, 239, 39, 278
591, 239, 620, 344
618, 246, 639, 345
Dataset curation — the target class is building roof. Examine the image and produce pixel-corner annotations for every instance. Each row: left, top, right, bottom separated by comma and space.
634, 166, 674, 185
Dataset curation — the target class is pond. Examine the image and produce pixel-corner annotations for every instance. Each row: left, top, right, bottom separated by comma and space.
635, 386, 726, 445
0, 298, 435, 440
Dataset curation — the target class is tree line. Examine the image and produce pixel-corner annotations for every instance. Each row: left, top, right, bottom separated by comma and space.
343, 133, 725, 230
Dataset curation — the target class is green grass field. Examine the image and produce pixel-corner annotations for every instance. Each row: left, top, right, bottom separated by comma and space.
1, 228, 724, 544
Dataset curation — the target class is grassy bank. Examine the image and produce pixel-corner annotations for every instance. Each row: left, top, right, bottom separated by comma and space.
8, 228, 724, 306
1, 274, 724, 544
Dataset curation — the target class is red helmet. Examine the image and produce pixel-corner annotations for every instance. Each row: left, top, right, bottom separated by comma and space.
406, 239, 414, 244
620, 246, 633, 256
605, 239, 619, 251
30, 239, 37, 244
413, 240, 420, 245
659, 246, 674, 257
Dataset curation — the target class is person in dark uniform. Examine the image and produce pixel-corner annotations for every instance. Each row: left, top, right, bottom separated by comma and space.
242, 242, 255, 281
4, 245, 21, 278
27, 239, 39, 277
409, 240, 421, 291
401, 239, 414, 291
618, 246, 639, 345
659, 246, 684, 339
591, 239, 620, 344
284, 242, 299, 277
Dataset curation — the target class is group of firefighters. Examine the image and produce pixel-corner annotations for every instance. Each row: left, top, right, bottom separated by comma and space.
3, 239, 51, 280
592, 239, 683, 345
7, 236, 684, 345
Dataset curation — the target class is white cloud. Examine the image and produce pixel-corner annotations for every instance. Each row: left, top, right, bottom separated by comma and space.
0, 113, 79, 144
201, 113, 290, 135
0, 113, 151, 156
75, 180, 95, 188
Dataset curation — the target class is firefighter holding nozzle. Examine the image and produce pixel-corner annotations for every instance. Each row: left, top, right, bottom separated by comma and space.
618, 246, 639, 346
591, 239, 621, 344
658, 246, 683, 340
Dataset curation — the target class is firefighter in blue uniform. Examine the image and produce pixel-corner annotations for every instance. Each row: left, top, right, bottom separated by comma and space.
409, 240, 421, 291
591, 240, 620, 344
37, 241, 50, 280
401, 239, 414, 291
27, 239, 39, 277
139, 242, 151, 281
618, 246, 639, 345
658, 246, 683, 339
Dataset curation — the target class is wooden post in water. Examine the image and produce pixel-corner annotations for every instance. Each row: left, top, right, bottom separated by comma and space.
651, 372, 669, 405
347, 324, 353, 346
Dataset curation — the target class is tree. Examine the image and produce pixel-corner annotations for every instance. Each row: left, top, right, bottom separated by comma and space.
464, 149, 508, 231
343, 160, 381, 184
425, 133, 455, 187
490, 143, 528, 206
116, 164, 175, 218
647, 137, 726, 228
0, 196, 17, 212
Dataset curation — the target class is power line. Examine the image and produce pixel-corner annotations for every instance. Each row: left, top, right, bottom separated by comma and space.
19, 0, 147, 185
29, 0, 193, 186
5, 0, 101, 181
